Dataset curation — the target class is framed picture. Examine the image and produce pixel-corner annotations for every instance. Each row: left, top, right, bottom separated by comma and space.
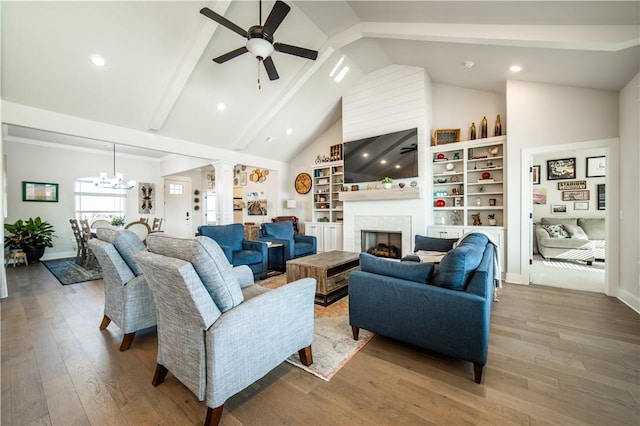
547, 158, 576, 180
533, 188, 547, 205
432, 129, 461, 146
22, 181, 58, 202
557, 180, 586, 190
574, 201, 589, 210
551, 204, 567, 214
532, 165, 540, 184
562, 190, 589, 201
586, 156, 606, 177
597, 184, 606, 210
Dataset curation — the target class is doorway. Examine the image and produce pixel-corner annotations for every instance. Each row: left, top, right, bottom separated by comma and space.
525, 140, 616, 295
163, 177, 192, 238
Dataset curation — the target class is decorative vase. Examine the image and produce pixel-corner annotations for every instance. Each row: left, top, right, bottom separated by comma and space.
470, 122, 477, 140
482, 172, 491, 179
494, 114, 502, 136
481, 116, 488, 138
488, 219, 497, 226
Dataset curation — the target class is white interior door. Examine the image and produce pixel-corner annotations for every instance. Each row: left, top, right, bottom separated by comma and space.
163, 178, 192, 238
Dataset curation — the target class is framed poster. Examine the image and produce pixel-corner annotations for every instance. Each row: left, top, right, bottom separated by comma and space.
547, 158, 576, 180
586, 156, 606, 177
562, 190, 589, 201
574, 202, 589, 210
597, 184, 605, 210
532, 165, 540, 185
138, 182, 155, 213
551, 204, 567, 214
22, 181, 58, 202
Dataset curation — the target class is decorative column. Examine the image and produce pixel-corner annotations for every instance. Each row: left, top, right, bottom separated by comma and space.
212, 160, 235, 225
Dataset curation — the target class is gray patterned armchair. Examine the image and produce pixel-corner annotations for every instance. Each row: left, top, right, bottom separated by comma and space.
88, 228, 156, 351
135, 234, 315, 426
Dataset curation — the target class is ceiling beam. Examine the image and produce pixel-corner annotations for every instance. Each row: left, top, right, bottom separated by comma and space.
147, 1, 234, 131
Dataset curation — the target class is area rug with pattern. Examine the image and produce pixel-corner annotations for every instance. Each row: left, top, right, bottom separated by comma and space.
43, 257, 103, 285
259, 274, 375, 381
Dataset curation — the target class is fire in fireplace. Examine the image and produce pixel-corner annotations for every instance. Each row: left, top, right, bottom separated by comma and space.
361, 230, 402, 259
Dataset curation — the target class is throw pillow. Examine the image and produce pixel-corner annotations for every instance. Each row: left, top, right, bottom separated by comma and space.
562, 224, 589, 240
360, 253, 435, 284
146, 234, 243, 312
413, 235, 457, 253
541, 224, 569, 239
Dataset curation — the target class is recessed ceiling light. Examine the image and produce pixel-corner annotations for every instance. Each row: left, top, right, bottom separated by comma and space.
464, 60, 475, 68
265, 136, 273, 143
286, 128, 293, 135
216, 102, 226, 111
90, 54, 106, 67
510, 64, 522, 72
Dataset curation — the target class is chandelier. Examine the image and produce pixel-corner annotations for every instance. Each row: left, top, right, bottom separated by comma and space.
94, 144, 136, 190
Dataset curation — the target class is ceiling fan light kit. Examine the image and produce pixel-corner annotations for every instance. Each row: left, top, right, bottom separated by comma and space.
200, 0, 318, 84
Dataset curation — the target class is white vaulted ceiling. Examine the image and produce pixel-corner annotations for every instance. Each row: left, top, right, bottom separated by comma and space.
2, 1, 638, 161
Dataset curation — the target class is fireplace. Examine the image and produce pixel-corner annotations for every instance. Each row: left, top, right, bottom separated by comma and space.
361, 230, 402, 259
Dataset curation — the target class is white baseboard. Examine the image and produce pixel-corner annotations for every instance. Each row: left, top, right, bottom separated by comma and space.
617, 287, 640, 314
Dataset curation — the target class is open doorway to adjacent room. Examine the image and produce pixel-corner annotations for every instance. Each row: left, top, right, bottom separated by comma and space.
529, 146, 607, 293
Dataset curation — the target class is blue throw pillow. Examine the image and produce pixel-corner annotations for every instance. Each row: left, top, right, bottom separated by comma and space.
360, 253, 435, 284
432, 245, 484, 290
414, 235, 458, 252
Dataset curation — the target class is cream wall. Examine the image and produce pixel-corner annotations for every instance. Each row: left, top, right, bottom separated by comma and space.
4, 141, 164, 260
506, 80, 624, 300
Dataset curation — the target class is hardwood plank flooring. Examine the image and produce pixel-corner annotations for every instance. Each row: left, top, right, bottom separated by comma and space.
2, 263, 639, 425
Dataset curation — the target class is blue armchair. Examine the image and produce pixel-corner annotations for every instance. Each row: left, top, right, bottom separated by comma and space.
197, 224, 268, 280
259, 221, 316, 271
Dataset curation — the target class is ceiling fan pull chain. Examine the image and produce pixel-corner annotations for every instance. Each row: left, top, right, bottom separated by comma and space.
257, 59, 262, 90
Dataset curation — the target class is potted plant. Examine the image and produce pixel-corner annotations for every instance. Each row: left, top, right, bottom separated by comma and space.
111, 217, 125, 226
4, 217, 57, 263
488, 214, 497, 226
381, 177, 393, 189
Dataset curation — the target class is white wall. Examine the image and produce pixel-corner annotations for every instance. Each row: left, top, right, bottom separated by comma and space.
4, 141, 164, 260
618, 72, 640, 311
432, 84, 506, 141
532, 148, 606, 221
506, 80, 620, 289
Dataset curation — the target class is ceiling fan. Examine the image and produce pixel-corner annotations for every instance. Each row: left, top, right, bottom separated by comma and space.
200, 0, 318, 83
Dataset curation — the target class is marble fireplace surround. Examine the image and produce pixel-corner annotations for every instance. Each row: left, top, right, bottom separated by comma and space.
353, 215, 412, 258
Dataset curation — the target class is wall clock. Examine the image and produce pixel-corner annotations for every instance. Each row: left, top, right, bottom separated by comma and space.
294, 173, 312, 194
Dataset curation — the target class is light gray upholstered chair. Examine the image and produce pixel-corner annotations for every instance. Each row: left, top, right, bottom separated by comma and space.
135, 234, 315, 426
88, 228, 156, 351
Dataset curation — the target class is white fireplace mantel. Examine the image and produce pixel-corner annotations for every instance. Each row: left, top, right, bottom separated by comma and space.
339, 187, 422, 202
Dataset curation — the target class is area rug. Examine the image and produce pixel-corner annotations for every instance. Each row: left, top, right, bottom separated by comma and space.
42, 257, 103, 285
259, 275, 375, 381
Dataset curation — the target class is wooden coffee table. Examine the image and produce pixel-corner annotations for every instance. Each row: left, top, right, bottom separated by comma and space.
286, 251, 360, 306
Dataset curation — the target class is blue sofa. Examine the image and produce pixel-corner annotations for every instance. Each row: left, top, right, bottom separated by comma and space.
349, 233, 495, 383
197, 224, 268, 280
258, 221, 316, 271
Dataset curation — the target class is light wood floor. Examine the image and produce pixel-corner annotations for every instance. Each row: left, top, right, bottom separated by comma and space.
2, 263, 639, 425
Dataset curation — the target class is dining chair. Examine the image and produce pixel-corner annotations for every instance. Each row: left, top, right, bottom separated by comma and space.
151, 217, 163, 232
125, 220, 152, 245
79, 219, 96, 267
91, 219, 111, 229
70, 219, 89, 265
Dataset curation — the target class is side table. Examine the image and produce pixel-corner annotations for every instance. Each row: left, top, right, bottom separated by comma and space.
267, 243, 285, 276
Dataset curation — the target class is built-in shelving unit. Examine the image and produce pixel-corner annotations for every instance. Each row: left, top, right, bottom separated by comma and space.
312, 161, 344, 223
431, 136, 506, 227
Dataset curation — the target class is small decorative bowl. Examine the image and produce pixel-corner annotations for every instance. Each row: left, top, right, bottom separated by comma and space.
437, 178, 447, 184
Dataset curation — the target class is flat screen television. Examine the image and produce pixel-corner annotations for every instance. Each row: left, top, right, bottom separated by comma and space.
343, 127, 418, 183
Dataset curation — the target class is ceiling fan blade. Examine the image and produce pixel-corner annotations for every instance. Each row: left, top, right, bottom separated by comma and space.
262, 0, 290, 37
262, 57, 279, 81
274, 43, 318, 60
213, 47, 248, 64
200, 7, 247, 38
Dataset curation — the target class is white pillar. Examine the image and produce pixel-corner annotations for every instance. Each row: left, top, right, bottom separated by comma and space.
212, 160, 235, 225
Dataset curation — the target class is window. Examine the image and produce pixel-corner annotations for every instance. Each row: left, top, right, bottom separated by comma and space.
205, 191, 216, 225
74, 177, 127, 223
169, 183, 183, 195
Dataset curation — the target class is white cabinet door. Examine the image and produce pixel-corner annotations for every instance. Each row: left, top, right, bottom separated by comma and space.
304, 223, 325, 252
323, 224, 343, 251
427, 226, 464, 239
